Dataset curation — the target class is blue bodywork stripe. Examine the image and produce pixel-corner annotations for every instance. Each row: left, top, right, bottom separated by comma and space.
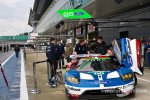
64, 67, 134, 88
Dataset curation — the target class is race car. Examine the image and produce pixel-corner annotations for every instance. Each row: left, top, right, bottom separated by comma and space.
64, 38, 144, 99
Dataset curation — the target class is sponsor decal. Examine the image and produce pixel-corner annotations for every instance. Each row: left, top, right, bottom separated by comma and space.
88, 71, 107, 75
67, 86, 81, 91
95, 80, 111, 84
74, 12, 84, 16
101, 89, 121, 93
57, 9, 92, 19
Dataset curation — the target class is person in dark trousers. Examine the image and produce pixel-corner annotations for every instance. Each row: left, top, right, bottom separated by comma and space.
4, 45, 6, 52
75, 39, 90, 54
46, 37, 59, 87
57, 39, 65, 69
6, 45, 9, 52
14, 45, 20, 58
94, 36, 107, 55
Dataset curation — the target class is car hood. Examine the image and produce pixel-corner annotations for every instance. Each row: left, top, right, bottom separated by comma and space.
65, 68, 133, 88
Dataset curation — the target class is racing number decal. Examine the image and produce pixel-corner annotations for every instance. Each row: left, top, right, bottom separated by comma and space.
98, 74, 104, 88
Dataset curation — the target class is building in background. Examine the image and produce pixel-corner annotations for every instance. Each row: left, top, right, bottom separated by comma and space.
28, 0, 150, 43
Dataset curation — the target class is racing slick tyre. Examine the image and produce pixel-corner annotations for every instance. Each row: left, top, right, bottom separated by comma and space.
65, 88, 72, 100
116, 88, 136, 98
129, 88, 136, 97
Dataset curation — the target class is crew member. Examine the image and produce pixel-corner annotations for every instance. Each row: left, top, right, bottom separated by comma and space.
46, 37, 59, 87
57, 39, 65, 69
95, 36, 107, 55
75, 39, 90, 54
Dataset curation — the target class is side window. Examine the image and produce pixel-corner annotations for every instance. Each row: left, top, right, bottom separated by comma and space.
113, 39, 122, 64
127, 39, 132, 54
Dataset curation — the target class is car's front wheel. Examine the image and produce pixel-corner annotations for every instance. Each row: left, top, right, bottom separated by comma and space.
65, 88, 72, 100
116, 88, 135, 98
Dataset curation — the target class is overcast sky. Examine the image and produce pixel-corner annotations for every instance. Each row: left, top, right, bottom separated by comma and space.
0, 0, 34, 36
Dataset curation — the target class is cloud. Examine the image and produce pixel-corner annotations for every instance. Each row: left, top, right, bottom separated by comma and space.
0, 19, 31, 36
0, 0, 20, 8
0, 0, 34, 36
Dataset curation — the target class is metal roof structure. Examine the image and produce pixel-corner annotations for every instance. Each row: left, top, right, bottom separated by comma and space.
28, 0, 54, 27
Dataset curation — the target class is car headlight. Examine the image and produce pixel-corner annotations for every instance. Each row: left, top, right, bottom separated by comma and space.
66, 76, 79, 84
121, 73, 133, 81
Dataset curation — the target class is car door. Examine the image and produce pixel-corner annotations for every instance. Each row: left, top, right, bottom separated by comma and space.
120, 38, 143, 75
113, 39, 122, 65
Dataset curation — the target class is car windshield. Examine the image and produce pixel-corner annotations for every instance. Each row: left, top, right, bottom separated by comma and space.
76, 58, 119, 71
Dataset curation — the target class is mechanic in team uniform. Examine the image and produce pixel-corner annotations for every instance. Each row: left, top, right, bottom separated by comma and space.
94, 36, 107, 55
57, 39, 65, 69
75, 39, 90, 54
107, 47, 119, 64
46, 37, 59, 87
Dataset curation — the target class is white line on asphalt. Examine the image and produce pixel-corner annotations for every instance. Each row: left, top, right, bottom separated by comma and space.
1, 52, 15, 67
138, 77, 150, 83
20, 50, 29, 100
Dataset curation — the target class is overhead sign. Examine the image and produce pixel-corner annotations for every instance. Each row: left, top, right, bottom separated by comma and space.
57, 9, 92, 19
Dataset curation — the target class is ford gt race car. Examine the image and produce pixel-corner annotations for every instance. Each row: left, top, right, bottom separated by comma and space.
64, 38, 144, 99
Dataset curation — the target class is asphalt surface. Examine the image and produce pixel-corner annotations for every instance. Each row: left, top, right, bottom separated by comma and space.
0, 51, 21, 100
0, 51, 14, 63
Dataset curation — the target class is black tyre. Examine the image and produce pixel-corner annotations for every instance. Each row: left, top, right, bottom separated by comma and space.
134, 73, 137, 86
65, 88, 72, 100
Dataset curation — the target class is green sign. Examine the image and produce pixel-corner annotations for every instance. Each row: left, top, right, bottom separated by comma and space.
57, 9, 92, 19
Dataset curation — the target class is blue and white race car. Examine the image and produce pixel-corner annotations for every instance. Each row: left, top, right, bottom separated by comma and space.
64, 38, 144, 99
